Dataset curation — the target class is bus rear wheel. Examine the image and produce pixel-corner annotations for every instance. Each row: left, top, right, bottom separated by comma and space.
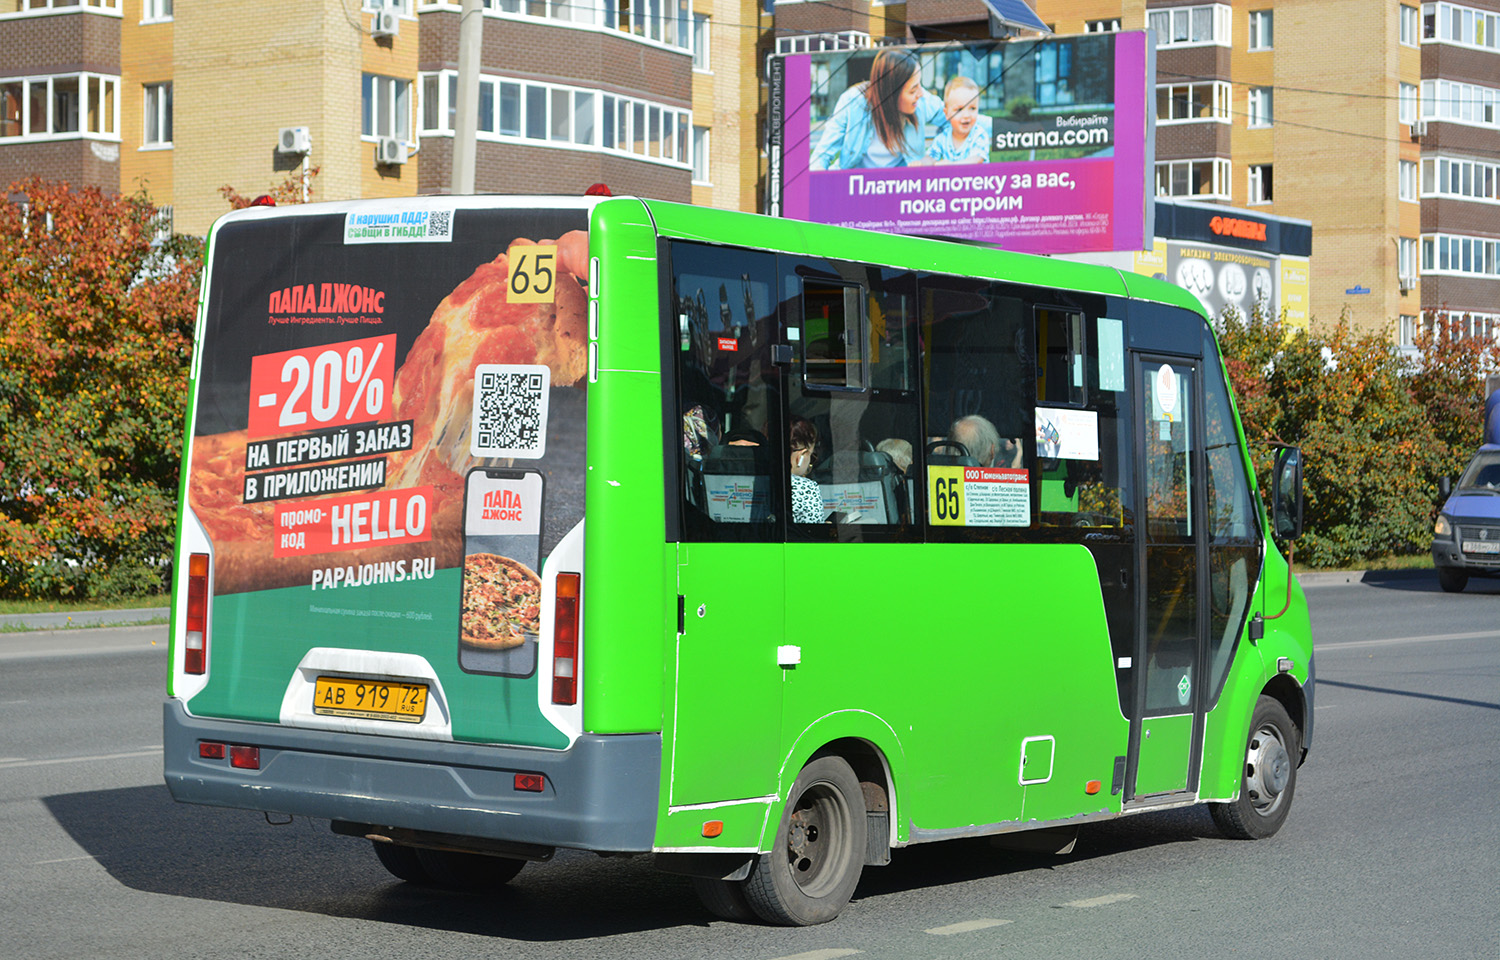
743, 756, 866, 926
1210, 695, 1299, 840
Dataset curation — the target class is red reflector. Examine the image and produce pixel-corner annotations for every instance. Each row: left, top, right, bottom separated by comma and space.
199, 742, 226, 760
1086, 780, 1102, 796
514, 773, 545, 793
229, 745, 260, 770
184, 552, 210, 675
552, 573, 581, 705
702, 820, 724, 839
584, 182, 612, 197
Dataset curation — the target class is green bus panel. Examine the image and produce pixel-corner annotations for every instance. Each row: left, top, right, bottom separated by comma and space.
780, 542, 1125, 837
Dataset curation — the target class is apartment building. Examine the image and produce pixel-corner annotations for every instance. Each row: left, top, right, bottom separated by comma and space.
0, 0, 768, 236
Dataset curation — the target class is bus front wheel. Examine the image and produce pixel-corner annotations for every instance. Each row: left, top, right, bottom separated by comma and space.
743, 755, 866, 925
1210, 695, 1300, 840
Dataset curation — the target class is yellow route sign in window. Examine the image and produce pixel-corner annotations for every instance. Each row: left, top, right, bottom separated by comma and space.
507, 244, 558, 304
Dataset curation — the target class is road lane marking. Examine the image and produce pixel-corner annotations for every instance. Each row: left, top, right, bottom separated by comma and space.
0, 747, 162, 769
1319, 629, 1499, 652
764, 951, 860, 960
33, 855, 98, 865
1063, 893, 1137, 909
926, 919, 1012, 935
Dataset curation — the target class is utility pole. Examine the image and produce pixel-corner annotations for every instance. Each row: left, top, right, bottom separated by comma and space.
451, 0, 483, 195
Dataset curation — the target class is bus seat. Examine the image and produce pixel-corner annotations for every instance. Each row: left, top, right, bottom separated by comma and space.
813, 450, 903, 523
925, 437, 980, 468
701, 444, 772, 523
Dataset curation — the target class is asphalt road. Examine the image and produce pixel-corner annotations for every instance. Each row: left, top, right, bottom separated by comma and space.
3, 571, 1497, 960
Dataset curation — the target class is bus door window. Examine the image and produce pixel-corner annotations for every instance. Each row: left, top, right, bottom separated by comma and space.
1140, 359, 1199, 716
670, 241, 781, 540
783, 258, 920, 539
1202, 329, 1261, 707
919, 277, 1034, 539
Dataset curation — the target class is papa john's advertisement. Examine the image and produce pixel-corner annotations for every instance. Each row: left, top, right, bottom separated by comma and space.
770, 33, 1153, 255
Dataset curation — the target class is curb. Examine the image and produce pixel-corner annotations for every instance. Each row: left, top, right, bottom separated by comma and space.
0, 606, 169, 630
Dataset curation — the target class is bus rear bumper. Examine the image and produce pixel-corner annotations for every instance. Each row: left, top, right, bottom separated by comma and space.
163, 699, 661, 853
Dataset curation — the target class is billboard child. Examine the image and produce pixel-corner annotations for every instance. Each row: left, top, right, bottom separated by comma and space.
925, 76, 993, 166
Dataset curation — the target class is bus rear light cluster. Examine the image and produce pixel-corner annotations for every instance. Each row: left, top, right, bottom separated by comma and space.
552, 573, 581, 705
184, 552, 210, 674
199, 741, 259, 770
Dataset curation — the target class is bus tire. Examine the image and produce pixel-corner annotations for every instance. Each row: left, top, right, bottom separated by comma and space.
743, 756, 866, 926
414, 848, 527, 889
691, 877, 757, 921
372, 841, 431, 884
1210, 695, 1299, 840
1438, 567, 1468, 593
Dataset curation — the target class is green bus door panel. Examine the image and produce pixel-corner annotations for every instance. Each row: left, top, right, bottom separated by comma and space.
671, 542, 785, 806
1129, 355, 1208, 801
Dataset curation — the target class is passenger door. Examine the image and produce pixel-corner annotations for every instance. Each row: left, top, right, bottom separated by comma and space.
1127, 354, 1208, 802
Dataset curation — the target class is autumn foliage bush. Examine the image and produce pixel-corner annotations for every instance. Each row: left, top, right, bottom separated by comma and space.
0, 178, 201, 598
1217, 306, 1496, 568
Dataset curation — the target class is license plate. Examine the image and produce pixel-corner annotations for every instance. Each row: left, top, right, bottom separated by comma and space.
313, 676, 428, 723
1463, 540, 1500, 554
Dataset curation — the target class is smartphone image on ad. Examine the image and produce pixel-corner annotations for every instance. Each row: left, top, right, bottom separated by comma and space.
457, 468, 545, 677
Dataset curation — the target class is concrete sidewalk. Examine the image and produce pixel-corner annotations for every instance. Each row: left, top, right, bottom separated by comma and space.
0, 622, 168, 660
0, 606, 168, 630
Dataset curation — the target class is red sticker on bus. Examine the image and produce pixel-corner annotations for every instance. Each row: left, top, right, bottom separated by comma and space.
717, 337, 738, 352
273, 486, 433, 557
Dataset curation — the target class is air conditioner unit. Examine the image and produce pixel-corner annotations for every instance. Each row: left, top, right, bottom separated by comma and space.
376, 136, 408, 166
372, 10, 399, 38
1399, 274, 1417, 292
278, 126, 312, 154
1410, 120, 1427, 140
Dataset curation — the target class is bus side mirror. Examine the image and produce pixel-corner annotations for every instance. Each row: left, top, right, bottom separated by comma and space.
1272, 446, 1304, 541
1439, 476, 1452, 499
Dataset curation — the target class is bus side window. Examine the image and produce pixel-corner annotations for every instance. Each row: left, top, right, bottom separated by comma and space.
785, 259, 920, 539
670, 242, 782, 541
1037, 311, 1130, 532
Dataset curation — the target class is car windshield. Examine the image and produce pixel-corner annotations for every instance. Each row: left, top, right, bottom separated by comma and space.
1456, 451, 1500, 492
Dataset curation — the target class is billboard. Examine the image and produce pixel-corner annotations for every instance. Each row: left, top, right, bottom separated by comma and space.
770, 33, 1154, 255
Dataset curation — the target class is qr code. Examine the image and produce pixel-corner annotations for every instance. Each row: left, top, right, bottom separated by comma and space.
428, 209, 452, 239
472, 364, 550, 459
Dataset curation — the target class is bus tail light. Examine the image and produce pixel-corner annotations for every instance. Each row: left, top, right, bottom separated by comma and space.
184, 552, 210, 675
552, 573, 581, 705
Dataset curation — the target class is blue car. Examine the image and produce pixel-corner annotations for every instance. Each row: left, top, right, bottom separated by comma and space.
1432, 392, 1500, 593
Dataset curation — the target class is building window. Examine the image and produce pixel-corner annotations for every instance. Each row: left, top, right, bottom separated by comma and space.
1401, 82, 1422, 124
774, 32, 871, 55
1148, 4, 1233, 48
1423, 2, 1500, 50
692, 13, 710, 71
362, 74, 410, 140
692, 124, 709, 183
1156, 158, 1231, 199
418, 70, 691, 168
1085, 18, 1121, 33
1249, 164, 1272, 204
1422, 232, 1500, 277
1399, 159, 1419, 201
0, 73, 116, 140
1247, 87, 1273, 127
1421, 155, 1500, 202
1400, 5, 1420, 45
365, 0, 411, 12
9, 0, 122, 11
1399, 237, 1419, 287
1398, 315, 1419, 347
143, 81, 171, 146
1248, 9, 1272, 49
142, 0, 172, 20
1421, 78, 1499, 128
415, 0, 690, 52
1155, 81, 1231, 123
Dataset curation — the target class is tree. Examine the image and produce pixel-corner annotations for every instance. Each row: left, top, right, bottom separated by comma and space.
0, 178, 200, 598
220, 164, 321, 209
